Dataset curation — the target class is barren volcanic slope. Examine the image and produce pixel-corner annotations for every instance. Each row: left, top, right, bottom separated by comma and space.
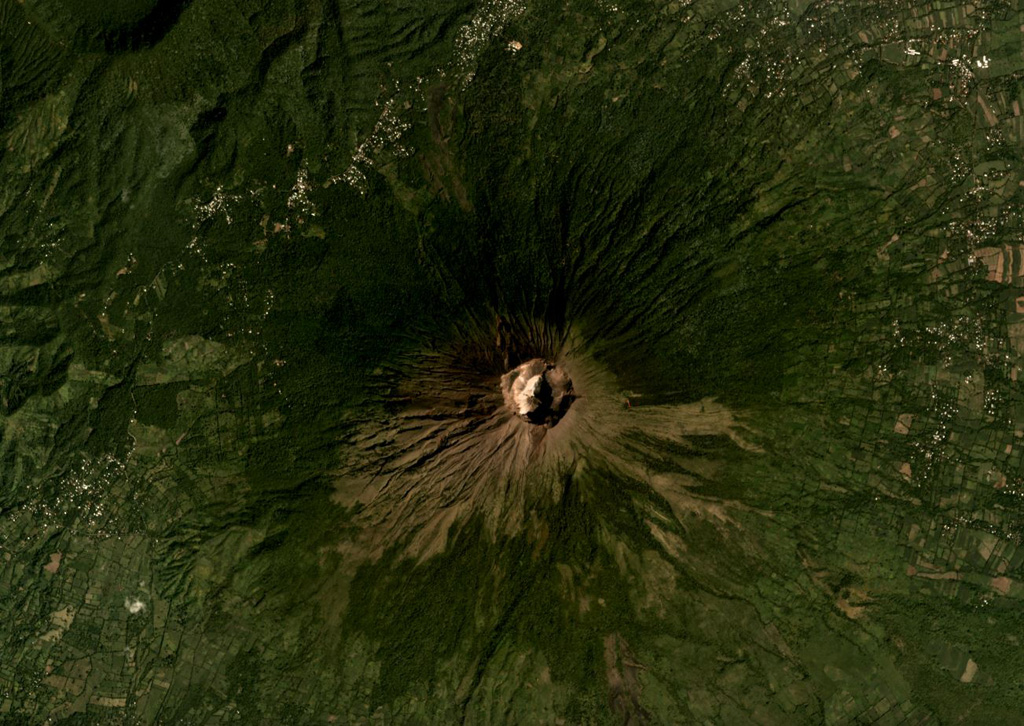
3, 0, 1024, 723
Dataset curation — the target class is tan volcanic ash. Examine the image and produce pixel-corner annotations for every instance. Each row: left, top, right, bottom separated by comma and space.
331, 320, 762, 564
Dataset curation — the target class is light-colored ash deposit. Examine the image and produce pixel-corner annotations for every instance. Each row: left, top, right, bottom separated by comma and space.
501, 358, 574, 427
